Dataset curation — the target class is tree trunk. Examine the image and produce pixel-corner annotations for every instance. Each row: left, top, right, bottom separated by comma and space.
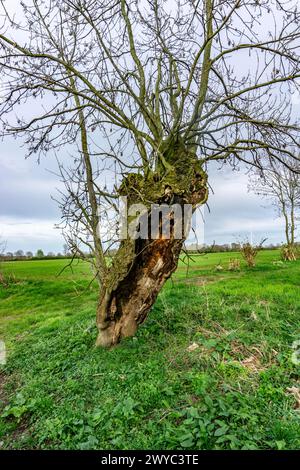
95, 141, 208, 347
290, 201, 295, 246
282, 203, 291, 246
95, 237, 183, 347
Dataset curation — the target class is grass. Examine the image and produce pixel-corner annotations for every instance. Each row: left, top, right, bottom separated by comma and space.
0, 250, 300, 450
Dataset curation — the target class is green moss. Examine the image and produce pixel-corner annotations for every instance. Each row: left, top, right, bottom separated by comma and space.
118, 138, 207, 207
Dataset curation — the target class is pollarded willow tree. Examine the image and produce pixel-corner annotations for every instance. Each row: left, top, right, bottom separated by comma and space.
1, 0, 300, 346
250, 159, 300, 249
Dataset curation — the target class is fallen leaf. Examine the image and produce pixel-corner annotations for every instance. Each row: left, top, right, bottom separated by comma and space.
286, 386, 300, 408
187, 342, 199, 352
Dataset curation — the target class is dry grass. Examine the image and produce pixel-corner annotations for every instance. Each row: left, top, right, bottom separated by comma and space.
286, 386, 300, 409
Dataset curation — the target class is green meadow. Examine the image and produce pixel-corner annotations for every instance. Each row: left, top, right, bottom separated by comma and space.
0, 250, 300, 450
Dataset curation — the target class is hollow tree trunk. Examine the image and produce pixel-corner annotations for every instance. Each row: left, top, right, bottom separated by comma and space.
96, 140, 208, 347
95, 237, 183, 347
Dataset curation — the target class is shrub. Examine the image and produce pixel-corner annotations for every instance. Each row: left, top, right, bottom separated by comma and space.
240, 239, 266, 268
228, 258, 241, 271
281, 245, 298, 262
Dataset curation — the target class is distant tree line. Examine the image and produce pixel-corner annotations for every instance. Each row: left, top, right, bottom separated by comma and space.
1, 241, 297, 262
0, 244, 79, 261
183, 242, 296, 255
0, 246, 71, 261
1, 251, 59, 261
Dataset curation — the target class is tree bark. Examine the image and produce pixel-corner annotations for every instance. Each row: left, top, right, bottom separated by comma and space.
282, 202, 291, 246
290, 200, 295, 246
95, 236, 184, 347
95, 144, 208, 347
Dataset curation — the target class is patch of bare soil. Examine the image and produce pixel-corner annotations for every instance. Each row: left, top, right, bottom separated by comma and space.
174, 273, 245, 286
174, 275, 226, 285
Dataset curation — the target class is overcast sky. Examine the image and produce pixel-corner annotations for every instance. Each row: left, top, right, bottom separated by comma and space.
0, 1, 297, 254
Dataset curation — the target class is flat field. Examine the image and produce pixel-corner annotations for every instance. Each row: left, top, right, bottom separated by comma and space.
0, 250, 300, 450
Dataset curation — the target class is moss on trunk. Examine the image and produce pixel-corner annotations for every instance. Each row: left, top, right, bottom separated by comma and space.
96, 142, 208, 347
